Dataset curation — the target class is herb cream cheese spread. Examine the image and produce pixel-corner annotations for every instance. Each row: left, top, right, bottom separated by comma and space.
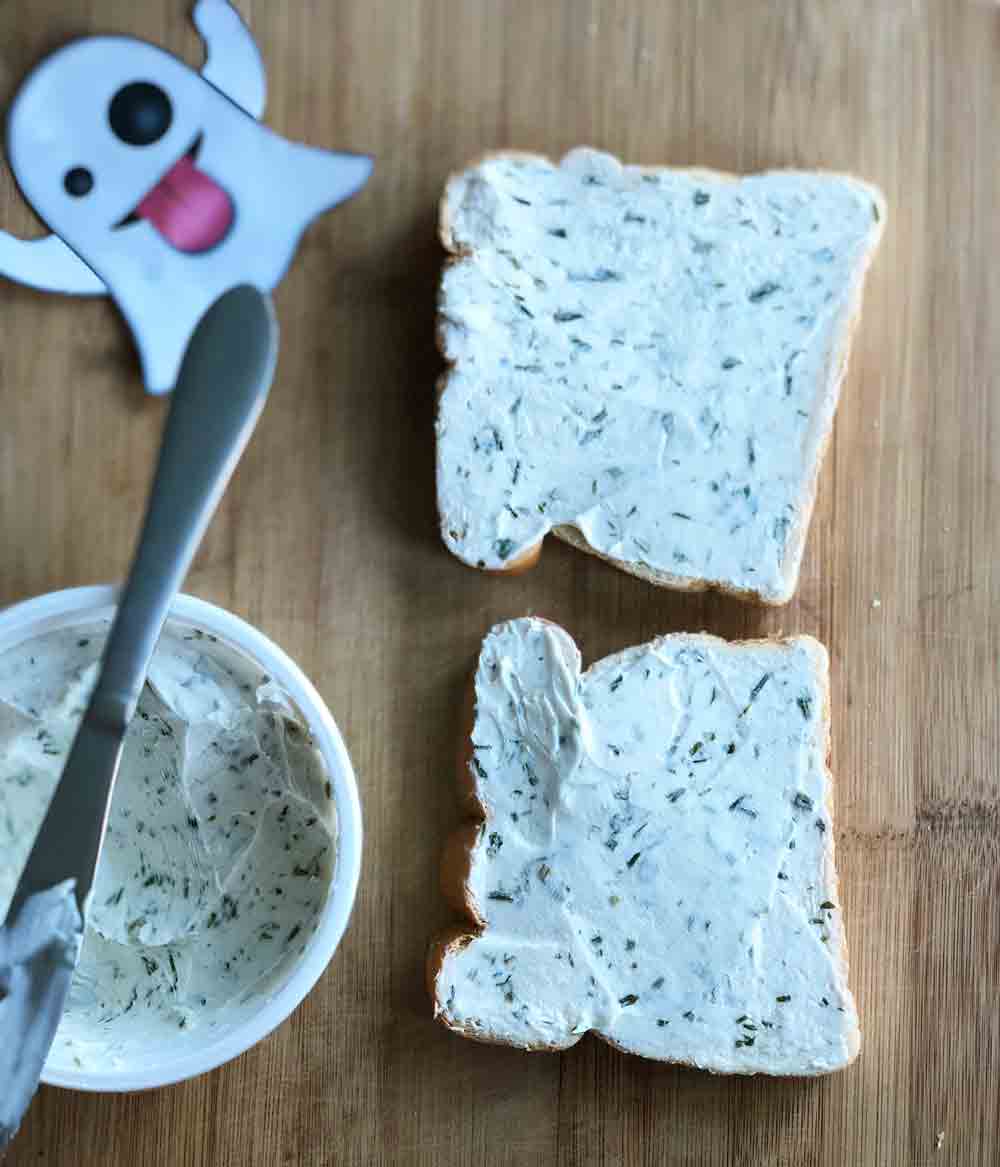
434, 618, 858, 1074
0, 621, 335, 1070
436, 149, 885, 602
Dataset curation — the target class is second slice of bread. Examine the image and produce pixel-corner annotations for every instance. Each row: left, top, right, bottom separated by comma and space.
428, 618, 859, 1075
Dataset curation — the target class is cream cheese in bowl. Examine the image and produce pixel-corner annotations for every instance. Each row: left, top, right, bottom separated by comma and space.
0, 588, 362, 1089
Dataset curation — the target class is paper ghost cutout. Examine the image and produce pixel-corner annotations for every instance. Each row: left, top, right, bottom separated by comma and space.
429, 618, 859, 1073
0, 0, 372, 393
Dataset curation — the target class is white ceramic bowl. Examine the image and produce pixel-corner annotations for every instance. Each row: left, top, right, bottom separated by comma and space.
0, 585, 362, 1093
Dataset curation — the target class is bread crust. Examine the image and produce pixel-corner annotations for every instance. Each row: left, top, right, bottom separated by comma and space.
439, 819, 484, 924
482, 542, 542, 576
428, 623, 860, 1072
428, 670, 485, 1027
434, 149, 886, 604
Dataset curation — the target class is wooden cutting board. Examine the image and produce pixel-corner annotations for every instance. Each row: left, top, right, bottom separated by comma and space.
0, 1, 996, 1164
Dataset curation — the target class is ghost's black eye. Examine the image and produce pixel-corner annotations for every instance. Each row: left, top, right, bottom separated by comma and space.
109, 82, 172, 147
64, 167, 94, 197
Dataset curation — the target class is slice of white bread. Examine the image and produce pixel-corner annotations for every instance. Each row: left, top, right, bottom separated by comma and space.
428, 618, 859, 1075
435, 149, 885, 603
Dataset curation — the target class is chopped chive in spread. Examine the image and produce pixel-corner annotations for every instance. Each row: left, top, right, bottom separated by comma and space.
738, 673, 771, 717
749, 280, 781, 303
728, 794, 757, 819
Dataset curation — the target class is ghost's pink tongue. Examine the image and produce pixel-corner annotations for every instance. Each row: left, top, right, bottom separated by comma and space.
135, 154, 234, 253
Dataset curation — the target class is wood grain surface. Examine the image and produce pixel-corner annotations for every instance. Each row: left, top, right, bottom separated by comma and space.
0, 0, 997, 1164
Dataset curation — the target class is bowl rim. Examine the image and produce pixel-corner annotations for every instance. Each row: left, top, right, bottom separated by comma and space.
0, 585, 363, 1093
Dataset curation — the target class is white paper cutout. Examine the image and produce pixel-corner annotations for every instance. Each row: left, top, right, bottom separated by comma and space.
194, 0, 266, 119
0, 0, 371, 393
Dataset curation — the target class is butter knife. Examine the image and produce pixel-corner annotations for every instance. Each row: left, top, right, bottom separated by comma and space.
0, 284, 277, 1146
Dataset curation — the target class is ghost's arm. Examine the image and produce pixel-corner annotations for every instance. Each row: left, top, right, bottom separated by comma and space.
0, 232, 106, 296
193, 0, 266, 119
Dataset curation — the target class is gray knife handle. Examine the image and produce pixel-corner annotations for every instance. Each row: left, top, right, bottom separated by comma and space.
97, 285, 278, 729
